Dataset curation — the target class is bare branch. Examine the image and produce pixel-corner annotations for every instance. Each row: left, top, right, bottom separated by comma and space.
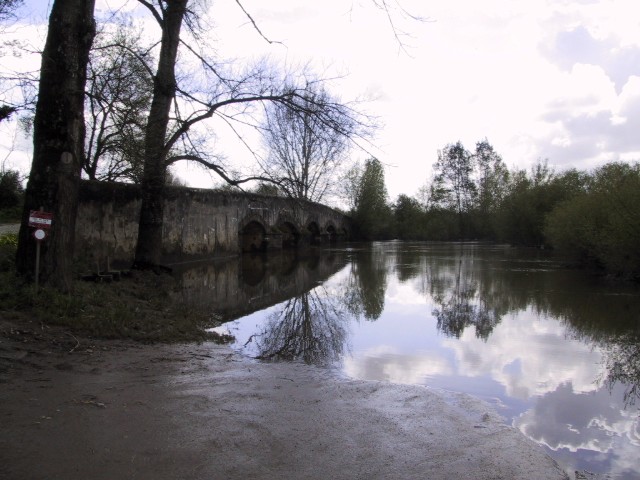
178, 39, 229, 84
136, 0, 163, 26
234, 0, 283, 46
370, 0, 431, 55
166, 153, 281, 188
163, 91, 298, 155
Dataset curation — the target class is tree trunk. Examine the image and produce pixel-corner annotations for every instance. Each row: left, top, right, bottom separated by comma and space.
133, 0, 187, 269
16, 0, 96, 291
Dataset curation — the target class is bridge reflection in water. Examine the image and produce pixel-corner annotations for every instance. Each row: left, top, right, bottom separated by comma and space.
172, 249, 349, 323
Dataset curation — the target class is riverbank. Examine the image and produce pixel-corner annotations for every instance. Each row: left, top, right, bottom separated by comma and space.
0, 317, 571, 480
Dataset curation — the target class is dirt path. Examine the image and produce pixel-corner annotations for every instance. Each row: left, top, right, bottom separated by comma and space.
0, 319, 569, 480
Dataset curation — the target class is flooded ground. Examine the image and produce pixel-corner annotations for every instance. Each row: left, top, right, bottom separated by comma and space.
194, 242, 640, 479
0, 310, 567, 480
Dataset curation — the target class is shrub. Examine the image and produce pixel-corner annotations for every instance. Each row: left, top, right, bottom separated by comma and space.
545, 162, 640, 279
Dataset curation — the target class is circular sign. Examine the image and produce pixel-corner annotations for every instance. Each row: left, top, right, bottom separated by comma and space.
33, 229, 46, 241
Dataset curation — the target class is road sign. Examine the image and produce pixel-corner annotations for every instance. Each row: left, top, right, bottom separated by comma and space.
33, 229, 46, 241
28, 211, 53, 229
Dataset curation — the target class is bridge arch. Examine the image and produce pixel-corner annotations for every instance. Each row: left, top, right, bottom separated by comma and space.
325, 223, 337, 243
277, 213, 301, 249
239, 215, 268, 253
306, 220, 321, 246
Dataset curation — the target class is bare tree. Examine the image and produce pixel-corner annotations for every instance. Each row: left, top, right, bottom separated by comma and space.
258, 84, 358, 203
132, 1, 376, 269
83, 22, 153, 183
6, 0, 420, 288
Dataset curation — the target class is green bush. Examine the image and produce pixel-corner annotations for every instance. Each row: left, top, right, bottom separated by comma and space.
0, 232, 17, 271
545, 162, 640, 279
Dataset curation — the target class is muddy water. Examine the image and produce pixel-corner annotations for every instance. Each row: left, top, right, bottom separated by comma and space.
175, 242, 640, 479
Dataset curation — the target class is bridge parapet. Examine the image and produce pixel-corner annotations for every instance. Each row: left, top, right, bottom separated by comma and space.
75, 181, 351, 266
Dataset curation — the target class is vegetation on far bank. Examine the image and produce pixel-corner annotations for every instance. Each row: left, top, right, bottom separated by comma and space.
344, 143, 640, 281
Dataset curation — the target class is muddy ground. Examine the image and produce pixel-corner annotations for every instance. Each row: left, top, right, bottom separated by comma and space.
0, 317, 570, 480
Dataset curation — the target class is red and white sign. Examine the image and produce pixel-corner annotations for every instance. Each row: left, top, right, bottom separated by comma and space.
28, 210, 53, 229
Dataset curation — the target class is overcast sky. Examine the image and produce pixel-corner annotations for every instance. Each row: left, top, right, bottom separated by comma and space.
3, 0, 640, 200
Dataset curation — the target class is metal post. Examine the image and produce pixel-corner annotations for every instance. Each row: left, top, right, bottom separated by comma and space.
35, 240, 41, 292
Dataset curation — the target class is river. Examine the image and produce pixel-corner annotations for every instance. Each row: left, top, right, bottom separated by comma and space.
175, 241, 640, 479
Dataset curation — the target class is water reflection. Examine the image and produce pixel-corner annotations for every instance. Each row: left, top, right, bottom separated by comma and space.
186, 242, 640, 479
253, 289, 348, 365
173, 250, 348, 321
431, 258, 501, 340
341, 245, 389, 321
604, 337, 640, 408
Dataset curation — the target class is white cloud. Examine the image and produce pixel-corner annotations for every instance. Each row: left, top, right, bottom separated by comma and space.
514, 381, 640, 478
443, 310, 605, 399
343, 345, 453, 384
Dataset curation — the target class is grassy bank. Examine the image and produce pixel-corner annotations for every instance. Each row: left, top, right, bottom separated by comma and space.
0, 233, 226, 343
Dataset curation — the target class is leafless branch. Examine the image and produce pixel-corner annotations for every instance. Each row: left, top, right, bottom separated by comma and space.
371, 0, 431, 55
166, 153, 281, 188
136, 0, 163, 26
234, 0, 283, 46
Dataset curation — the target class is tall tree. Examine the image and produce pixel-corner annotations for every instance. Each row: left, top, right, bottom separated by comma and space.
353, 157, 392, 239
431, 141, 476, 213
340, 162, 363, 212
258, 84, 356, 203
472, 139, 508, 238
133, 0, 188, 269
473, 140, 507, 212
430, 141, 476, 237
16, 0, 96, 290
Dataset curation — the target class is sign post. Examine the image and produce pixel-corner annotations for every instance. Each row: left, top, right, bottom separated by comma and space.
28, 210, 53, 290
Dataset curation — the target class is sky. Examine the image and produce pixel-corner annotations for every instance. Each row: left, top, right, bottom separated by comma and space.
2, 0, 640, 201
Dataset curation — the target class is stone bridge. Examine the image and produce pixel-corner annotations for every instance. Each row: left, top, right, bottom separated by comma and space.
75, 181, 351, 266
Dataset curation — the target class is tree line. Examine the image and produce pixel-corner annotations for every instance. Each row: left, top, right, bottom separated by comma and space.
345, 142, 640, 280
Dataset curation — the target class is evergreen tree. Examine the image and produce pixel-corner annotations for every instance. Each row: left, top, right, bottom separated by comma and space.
353, 158, 392, 239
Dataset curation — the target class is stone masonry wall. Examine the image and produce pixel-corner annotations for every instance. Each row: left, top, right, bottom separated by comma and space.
75, 181, 350, 267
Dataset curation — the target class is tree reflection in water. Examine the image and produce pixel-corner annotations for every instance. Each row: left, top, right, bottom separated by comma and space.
254, 288, 348, 366
341, 246, 388, 321
602, 335, 640, 407
431, 258, 501, 340
423, 245, 640, 402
